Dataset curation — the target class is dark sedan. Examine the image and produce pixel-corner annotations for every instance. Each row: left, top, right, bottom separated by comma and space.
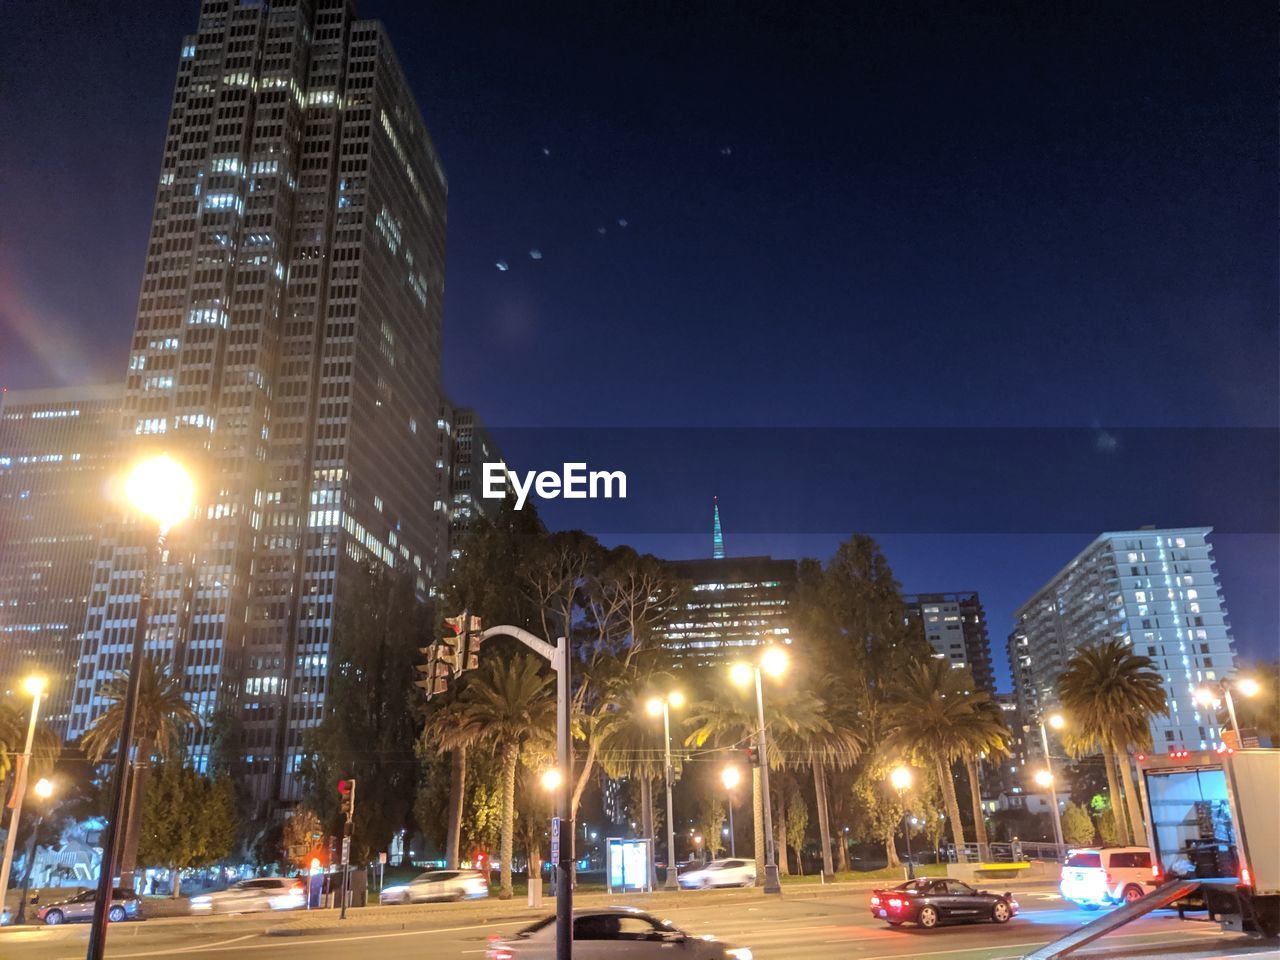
869, 878, 1018, 929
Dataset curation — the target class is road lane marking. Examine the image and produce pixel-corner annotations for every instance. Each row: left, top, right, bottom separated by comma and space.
54, 933, 260, 959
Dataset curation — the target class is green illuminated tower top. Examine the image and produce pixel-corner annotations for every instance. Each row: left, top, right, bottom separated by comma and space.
712, 496, 725, 559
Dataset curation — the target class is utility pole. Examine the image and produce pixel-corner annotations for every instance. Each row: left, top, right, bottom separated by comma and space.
338, 779, 356, 919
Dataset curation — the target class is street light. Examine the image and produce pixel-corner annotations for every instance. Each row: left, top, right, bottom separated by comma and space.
647, 692, 683, 890
1036, 711, 1067, 856
89, 454, 194, 960
540, 769, 563, 793
0, 675, 46, 920
888, 765, 915, 879
730, 646, 788, 895
721, 766, 742, 858
15, 778, 56, 925
1195, 676, 1260, 745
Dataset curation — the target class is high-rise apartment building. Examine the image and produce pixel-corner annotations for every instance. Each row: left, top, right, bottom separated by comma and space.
68, 0, 450, 813
0, 386, 123, 735
1011, 528, 1237, 753
903, 591, 995, 694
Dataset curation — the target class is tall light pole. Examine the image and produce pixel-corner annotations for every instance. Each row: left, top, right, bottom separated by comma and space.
15, 778, 55, 925
731, 645, 788, 895
721, 766, 742, 858
1037, 711, 1066, 855
88, 454, 194, 960
1195, 676, 1260, 746
0, 675, 46, 920
647, 691, 684, 890
889, 765, 915, 879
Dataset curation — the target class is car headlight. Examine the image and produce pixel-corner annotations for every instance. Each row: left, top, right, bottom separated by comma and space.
727, 949, 753, 960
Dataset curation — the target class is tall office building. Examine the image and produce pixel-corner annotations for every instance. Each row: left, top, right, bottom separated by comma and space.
0, 386, 123, 735
444, 406, 505, 560
68, 0, 450, 813
1011, 528, 1237, 754
903, 591, 995, 694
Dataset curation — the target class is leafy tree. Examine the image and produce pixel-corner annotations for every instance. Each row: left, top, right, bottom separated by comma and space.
302, 568, 431, 862
848, 762, 904, 867
136, 763, 237, 897
281, 807, 324, 869
883, 660, 996, 859
419, 697, 482, 868
81, 657, 200, 886
695, 794, 727, 860
1057, 640, 1167, 845
1062, 802, 1095, 847
959, 700, 1012, 853
460, 655, 555, 898
785, 791, 809, 875
1096, 808, 1122, 847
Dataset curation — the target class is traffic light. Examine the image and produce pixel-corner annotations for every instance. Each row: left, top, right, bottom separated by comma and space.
746, 745, 760, 767
338, 778, 357, 821
462, 614, 483, 671
415, 644, 452, 698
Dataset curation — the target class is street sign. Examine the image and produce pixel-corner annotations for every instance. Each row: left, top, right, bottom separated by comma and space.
379, 851, 388, 864
550, 817, 560, 862
341, 836, 351, 863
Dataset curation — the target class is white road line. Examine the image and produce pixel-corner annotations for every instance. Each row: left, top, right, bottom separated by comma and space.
55, 932, 260, 959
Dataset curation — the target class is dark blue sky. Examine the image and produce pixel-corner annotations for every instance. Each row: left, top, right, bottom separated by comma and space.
1, 1, 1275, 681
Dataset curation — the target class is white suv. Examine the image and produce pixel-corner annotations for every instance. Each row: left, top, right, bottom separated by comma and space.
1059, 847, 1155, 909
677, 859, 756, 889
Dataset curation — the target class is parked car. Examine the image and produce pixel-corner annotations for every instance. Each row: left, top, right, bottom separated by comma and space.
677, 859, 756, 889
38, 888, 143, 925
869, 878, 1018, 928
1059, 846, 1155, 909
189, 877, 306, 914
380, 868, 489, 904
487, 908, 753, 959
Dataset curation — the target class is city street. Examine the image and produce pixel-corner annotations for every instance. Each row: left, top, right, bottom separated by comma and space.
0, 887, 1273, 960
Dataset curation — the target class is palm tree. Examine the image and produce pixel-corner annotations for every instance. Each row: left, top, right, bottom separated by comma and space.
1057, 639, 1167, 845
960, 699, 1012, 856
421, 699, 483, 869
0, 700, 27, 780
802, 675, 864, 879
82, 657, 200, 887
461, 655, 555, 899
883, 659, 996, 861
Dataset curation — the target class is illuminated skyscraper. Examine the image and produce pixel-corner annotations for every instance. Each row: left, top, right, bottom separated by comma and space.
903, 591, 995, 694
1011, 528, 1237, 753
0, 385, 123, 735
67, 0, 450, 812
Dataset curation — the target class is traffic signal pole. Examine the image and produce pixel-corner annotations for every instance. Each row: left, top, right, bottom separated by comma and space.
475, 625, 572, 960
337, 779, 356, 919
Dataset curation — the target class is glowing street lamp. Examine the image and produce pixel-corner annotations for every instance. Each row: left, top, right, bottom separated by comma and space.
1034, 769, 1053, 789
647, 692, 684, 890
1036, 710, 1067, 855
1195, 677, 1260, 745
89, 454, 194, 960
729, 646, 789, 894
888, 765, 915, 879
541, 769, 563, 792
0, 675, 46, 919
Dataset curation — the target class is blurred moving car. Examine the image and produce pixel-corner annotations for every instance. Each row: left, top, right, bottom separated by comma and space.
1058, 846, 1155, 909
677, 859, 756, 889
38, 888, 143, 925
189, 877, 306, 914
869, 878, 1018, 928
380, 869, 489, 904
487, 907, 753, 959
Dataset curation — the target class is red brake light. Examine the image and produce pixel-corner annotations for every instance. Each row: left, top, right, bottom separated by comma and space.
1241, 866, 1253, 887
888, 897, 903, 908
870, 895, 881, 905
1151, 864, 1161, 879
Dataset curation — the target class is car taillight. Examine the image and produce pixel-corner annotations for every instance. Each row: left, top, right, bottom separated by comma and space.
1241, 866, 1252, 887
870, 895, 881, 905
1151, 864, 1161, 879
888, 898, 903, 908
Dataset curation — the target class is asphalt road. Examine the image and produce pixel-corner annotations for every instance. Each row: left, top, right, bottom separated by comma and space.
0, 889, 1273, 960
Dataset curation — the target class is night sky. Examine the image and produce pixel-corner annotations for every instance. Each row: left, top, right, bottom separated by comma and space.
1, 1, 1275, 681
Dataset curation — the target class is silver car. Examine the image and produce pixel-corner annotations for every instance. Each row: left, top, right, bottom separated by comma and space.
678, 859, 757, 889
38, 888, 142, 925
486, 908, 753, 959
190, 877, 306, 914
380, 868, 488, 904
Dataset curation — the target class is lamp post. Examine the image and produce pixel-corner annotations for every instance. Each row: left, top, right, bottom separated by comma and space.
0, 675, 46, 923
730, 645, 788, 895
721, 766, 742, 858
1037, 712, 1066, 855
889, 766, 915, 879
1195, 676, 1260, 746
88, 454, 194, 960
15, 778, 55, 925
647, 691, 684, 890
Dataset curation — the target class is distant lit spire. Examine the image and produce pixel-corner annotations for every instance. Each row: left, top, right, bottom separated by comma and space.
712, 496, 725, 559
